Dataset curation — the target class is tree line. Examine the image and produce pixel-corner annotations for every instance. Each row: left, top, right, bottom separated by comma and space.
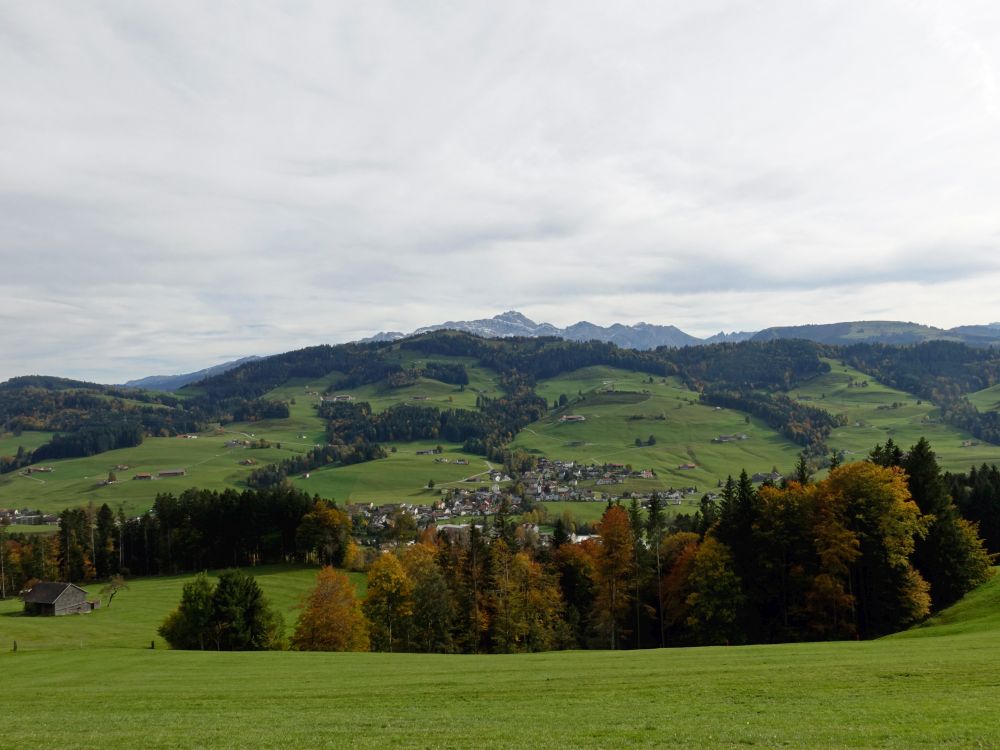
0, 488, 353, 594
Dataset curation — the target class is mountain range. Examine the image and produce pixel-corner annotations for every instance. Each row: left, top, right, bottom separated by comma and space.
362, 310, 755, 349
362, 311, 1000, 350
120, 313, 1000, 391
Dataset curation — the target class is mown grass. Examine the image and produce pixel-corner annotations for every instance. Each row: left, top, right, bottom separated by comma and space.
0, 570, 998, 748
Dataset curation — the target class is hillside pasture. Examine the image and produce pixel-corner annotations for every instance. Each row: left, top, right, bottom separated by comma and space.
327, 353, 501, 413
0, 435, 300, 516
791, 360, 1000, 473
0, 430, 55, 457
514, 366, 803, 488
966, 382, 1000, 413
290, 440, 497, 505
0, 569, 997, 748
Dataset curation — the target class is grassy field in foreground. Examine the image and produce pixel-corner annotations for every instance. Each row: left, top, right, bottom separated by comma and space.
0, 565, 366, 652
0, 571, 998, 748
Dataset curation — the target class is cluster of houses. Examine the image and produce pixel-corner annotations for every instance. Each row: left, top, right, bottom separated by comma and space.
514, 459, 697, 507
0, 507, 58, 526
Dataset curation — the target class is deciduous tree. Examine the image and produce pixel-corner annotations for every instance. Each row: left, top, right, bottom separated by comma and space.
363, 553, 413, 652
292, 566, 369, 651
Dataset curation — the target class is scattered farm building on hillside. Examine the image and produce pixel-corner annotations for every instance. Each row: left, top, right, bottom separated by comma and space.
21, 582, 95, 616
559, 415, 586, 423
712, 433, 749, 443
158, 469, 187, 477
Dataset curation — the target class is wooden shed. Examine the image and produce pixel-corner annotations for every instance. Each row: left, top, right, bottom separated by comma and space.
22, 582, 91, 616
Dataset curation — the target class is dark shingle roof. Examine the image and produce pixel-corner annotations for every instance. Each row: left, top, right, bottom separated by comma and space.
22, 582, 84, 604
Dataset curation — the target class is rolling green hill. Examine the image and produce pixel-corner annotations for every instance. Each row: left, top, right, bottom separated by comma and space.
512, 366, 804, 488
790, 360, 1000, 472
0, 430, 55, 457
966, 382, 1000, 413
0, 567, 997, 748
0, 356, 502, 514
7, 334, 1000, 519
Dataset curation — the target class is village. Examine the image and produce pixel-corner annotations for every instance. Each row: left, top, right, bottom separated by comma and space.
344, 457, 709, 545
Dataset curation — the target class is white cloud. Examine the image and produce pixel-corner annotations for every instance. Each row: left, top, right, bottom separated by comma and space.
2, 0, 1000, 381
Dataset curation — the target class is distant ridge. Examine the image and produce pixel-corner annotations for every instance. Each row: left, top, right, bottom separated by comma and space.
749, 321, 1000, 346
360, 312, 1000, 351
122, 355, 263, 391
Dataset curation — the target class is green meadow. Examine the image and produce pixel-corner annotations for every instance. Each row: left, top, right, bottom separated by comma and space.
0, 434, 303, 516
289, 440, 498, 505
512, 366, 803, 488
790, 360, 1000, 473
323, 352, 502, 414
967, 382, 1000, 413
0, 564, 365, 652
0, 568, 997, 748
0, 430, 55, 456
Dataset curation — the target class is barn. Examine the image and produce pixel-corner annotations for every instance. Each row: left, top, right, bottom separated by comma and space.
22, 582, 92, 616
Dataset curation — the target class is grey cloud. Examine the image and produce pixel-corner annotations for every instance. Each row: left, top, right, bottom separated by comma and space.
3, 1, 1000, 381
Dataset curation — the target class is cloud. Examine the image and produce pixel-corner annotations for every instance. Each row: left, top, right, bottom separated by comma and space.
2, 0, 1000, 381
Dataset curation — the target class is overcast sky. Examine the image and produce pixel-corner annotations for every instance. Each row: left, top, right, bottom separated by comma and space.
3, 1, 1000, 383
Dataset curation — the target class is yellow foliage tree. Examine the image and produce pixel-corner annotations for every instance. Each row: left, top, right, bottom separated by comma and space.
292, 566, 369, 652
363, 553, 413, 652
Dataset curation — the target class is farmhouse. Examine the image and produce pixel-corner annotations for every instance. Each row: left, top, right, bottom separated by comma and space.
678, 463, 697, 470
558, 415, 586, 423
158, 469, 187, 477
712, 433, 749, 443
21, 582, 93, 616
133, 472, 153, 480
328, 394, 354, 402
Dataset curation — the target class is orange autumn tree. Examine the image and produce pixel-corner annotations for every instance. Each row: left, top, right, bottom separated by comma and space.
593, 505, 635, 650
292, 566, 369, 652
